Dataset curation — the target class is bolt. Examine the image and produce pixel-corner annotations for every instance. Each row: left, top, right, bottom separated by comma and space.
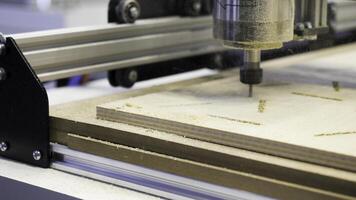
128, 70, 138, 82
0, 68, 6, 81
295, 23, 305, 31
0, 142, 8, 152
33, 150, 42, 161
129, 6, 139, 19
304, 22, 313, 29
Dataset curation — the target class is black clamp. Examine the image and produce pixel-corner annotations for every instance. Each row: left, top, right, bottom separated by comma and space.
0, 34, 50, 168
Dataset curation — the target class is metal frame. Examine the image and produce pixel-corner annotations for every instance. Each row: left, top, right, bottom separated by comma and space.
295, 0, 329, 38
51, 144, 269, 200
108, 0, 213, 24
329, 0, 356, 33
0, 37, 49, 167
11, 16, 222, 82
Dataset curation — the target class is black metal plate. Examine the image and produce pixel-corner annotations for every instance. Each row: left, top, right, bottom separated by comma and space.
0, 37, 49, 167
108, 0, 213, 23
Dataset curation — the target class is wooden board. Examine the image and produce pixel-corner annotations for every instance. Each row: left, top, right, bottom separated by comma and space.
97, 44, 356, 173
50, 43, 356, 198
50, 86, 356, 198
64, 133, 351, 200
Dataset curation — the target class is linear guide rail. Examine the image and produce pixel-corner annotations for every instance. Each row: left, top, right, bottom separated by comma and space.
10, 16, 222, 82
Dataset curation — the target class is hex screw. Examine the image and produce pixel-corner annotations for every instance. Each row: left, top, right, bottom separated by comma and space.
0, 142, 8, 152
33, 150, 42, 161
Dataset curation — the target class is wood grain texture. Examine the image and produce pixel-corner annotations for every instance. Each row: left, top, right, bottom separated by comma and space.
65, 133, 352, 200
50, 42, 356, 197
97, 43, 356, 172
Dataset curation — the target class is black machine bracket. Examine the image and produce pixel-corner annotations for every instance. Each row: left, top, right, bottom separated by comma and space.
109, 0, 213, 24
0, 36, 50, 168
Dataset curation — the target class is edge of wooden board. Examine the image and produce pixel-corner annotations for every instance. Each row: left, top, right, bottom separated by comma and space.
96, 104, 356, 173
64, 133, 354, 200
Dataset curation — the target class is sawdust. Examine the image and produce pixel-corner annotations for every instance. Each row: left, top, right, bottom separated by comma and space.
145, 129, 155, 134
332, 81, 341, 92
117, 103, 142, 110
258, 100, 267, 113
125, 103, 142, 109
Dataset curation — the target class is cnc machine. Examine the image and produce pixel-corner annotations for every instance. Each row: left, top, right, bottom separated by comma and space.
0, 1, 356, 199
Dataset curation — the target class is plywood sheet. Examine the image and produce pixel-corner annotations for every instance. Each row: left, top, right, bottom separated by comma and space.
49, 43, 356, 197
97, 75, 356, 172
64, 134, 351, 200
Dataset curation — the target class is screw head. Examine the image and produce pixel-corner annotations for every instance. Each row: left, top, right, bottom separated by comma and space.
295, 23, 305, 31
0, 142, 8, 152
304, 22, 313, 29
129, 6, 139, 19
33, 150, 42, 161
118, 0, 141, 23
128, 70, 138, 82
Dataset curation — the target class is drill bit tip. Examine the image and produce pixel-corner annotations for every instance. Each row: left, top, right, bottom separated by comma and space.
248, 84, 253, 98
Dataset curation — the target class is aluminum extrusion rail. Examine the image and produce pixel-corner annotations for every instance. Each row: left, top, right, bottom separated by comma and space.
329, 0, 356, 32
51, 144, 269, 200
9, 16, 223, 82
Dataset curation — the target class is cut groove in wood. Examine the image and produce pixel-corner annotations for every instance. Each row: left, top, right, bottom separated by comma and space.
315, 132, 356, 137
97, 77, 356, 172
209, 115, 262, 126
291, 92, 343, 101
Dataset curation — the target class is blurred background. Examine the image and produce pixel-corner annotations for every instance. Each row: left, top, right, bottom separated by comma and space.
0, 0, 112, 96
0, 0, 107, 34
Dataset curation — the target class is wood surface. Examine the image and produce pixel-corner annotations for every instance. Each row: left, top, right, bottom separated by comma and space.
97, 43, 356, 172
50, 43, 356, 198
65, 133, 351, 200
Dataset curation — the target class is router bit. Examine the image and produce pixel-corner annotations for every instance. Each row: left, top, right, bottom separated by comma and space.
248, 84, 253, 98
241, 49, 263, 97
